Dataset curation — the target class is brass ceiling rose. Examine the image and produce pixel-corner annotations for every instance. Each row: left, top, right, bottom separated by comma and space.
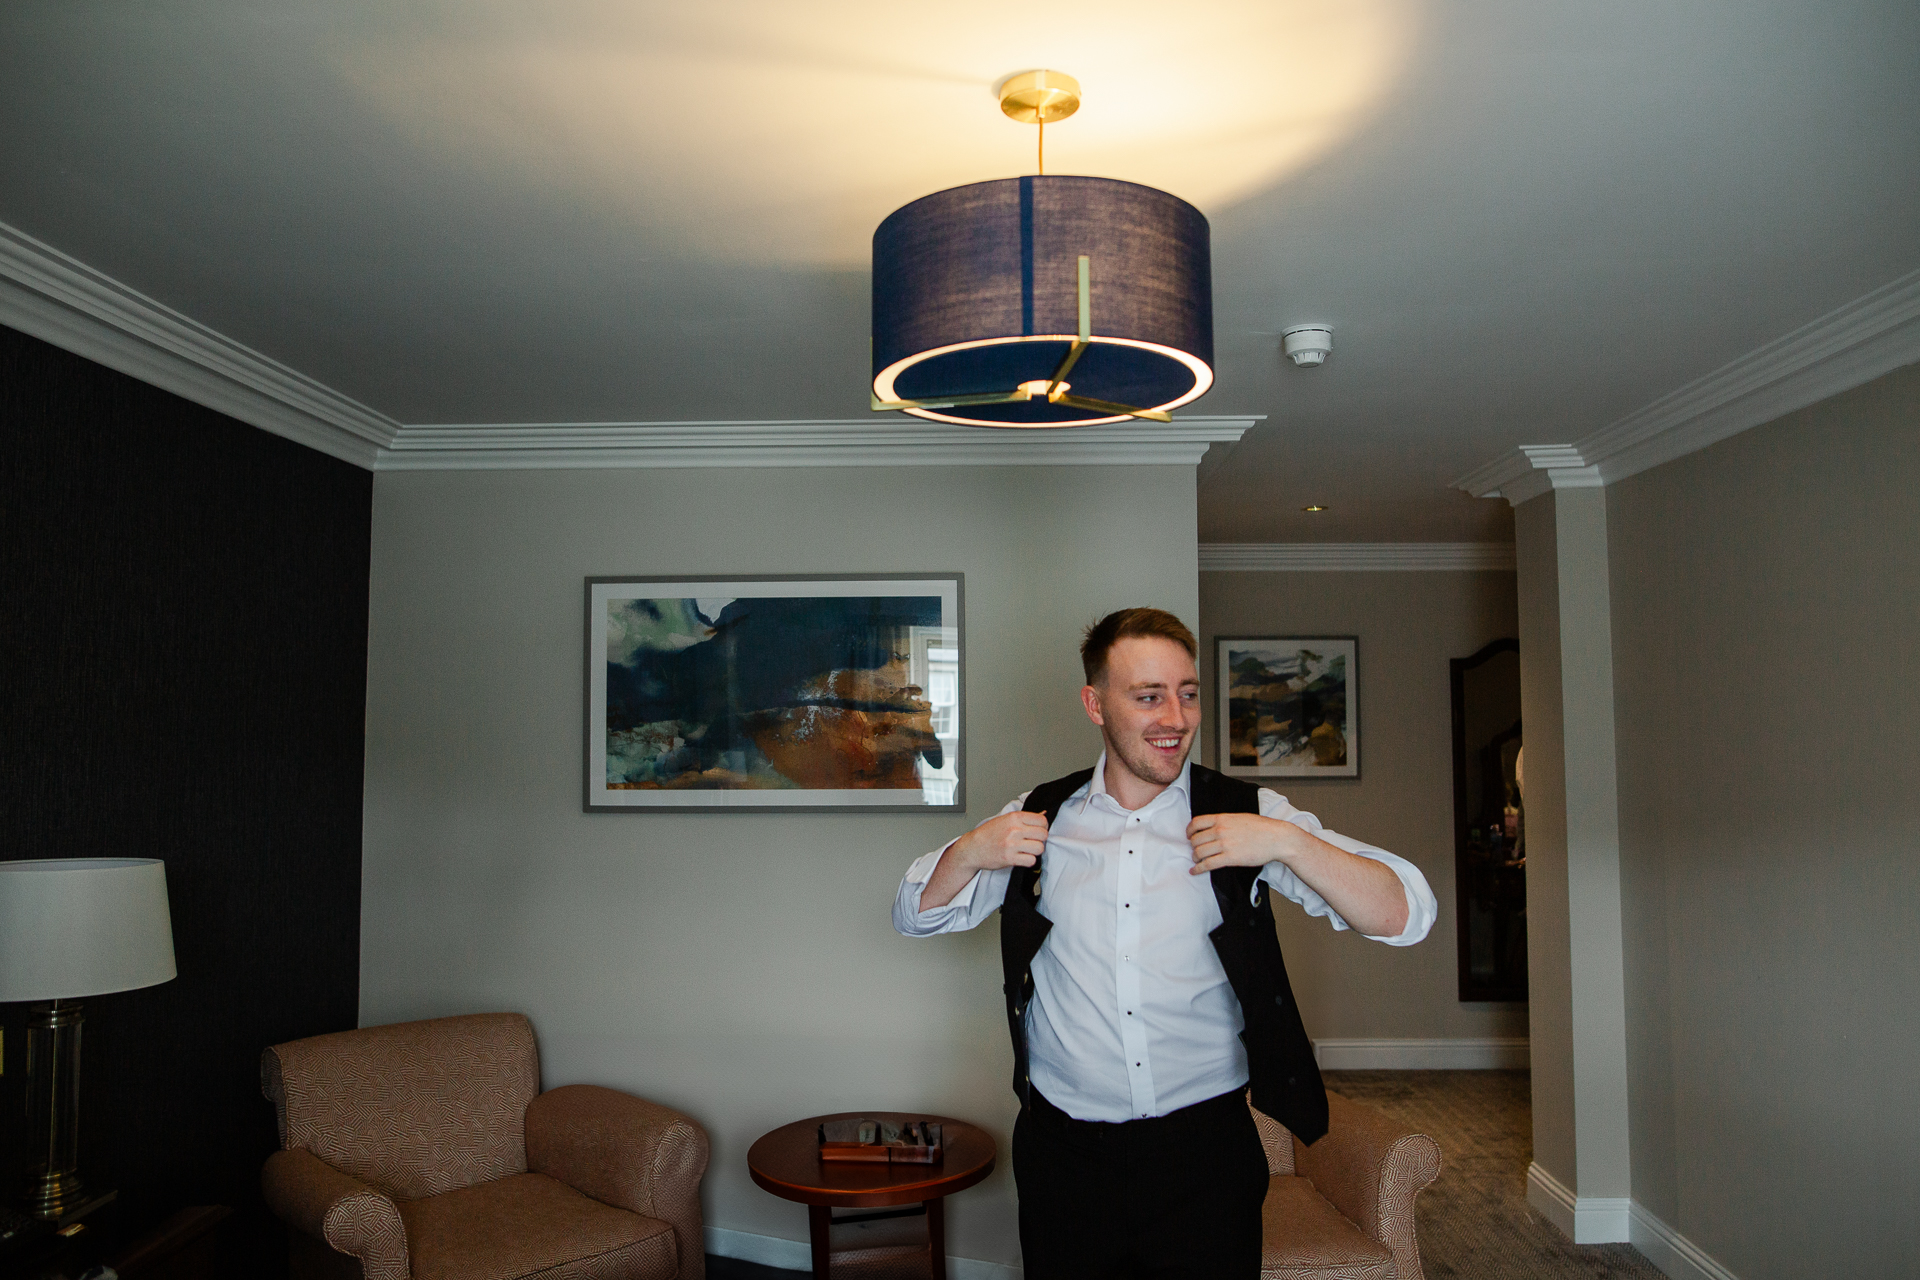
998, 70, 1082, 124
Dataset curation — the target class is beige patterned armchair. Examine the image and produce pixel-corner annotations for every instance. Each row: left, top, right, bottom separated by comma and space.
260, 1013, 709, 1280
1251, 1091, 1442, 1280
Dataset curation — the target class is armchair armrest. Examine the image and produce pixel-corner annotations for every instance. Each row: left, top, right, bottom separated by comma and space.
1292, 1092, 1442, 1280
526, 1084, 711, 1280
261, 1148, 410, 1280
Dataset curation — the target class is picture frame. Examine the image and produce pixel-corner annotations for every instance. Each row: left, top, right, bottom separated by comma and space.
1215, 636, 1359, 779
585, 574, 964, 812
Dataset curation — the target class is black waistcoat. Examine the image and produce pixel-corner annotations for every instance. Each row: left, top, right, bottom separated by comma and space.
998, 763, 1330, 1143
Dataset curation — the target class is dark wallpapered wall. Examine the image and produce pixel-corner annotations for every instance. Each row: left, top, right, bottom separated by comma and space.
0, 323, 369, 1257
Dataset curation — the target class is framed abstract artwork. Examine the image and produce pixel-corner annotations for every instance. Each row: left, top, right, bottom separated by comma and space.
1215, 636, 1359, 779
585, 575, 963, 811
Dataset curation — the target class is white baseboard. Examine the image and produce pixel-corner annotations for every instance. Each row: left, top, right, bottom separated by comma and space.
1525, 1162, 1630, 1243
1313, 1037, 1530, 1069
705, 1225, 1022, 1280
1629, 1201, 1741, 1280
707, 1226, 809, 1270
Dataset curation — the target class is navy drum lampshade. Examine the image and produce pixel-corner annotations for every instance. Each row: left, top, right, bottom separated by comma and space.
872, 175, 1214, 427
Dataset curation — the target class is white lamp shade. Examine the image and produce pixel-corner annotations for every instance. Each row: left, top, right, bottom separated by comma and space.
0, 858, 177, 1001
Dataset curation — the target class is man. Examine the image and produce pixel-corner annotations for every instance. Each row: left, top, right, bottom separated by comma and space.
892, 608, 1435, 1279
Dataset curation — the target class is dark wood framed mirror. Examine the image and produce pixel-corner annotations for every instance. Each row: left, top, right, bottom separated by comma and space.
1451, 637, 1527, 1002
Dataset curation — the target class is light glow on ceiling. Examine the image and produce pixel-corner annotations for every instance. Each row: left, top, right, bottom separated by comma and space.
335, 0, 1421, 266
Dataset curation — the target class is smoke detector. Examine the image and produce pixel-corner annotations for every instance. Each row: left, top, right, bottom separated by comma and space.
1282, 327, 1333, 367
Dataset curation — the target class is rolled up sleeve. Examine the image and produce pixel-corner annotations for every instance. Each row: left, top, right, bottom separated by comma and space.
1255, 790, 1437, 946
891, 796, 1026, 937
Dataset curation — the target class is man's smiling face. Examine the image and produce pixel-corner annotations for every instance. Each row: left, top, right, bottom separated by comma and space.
1082, 635, 1202, 800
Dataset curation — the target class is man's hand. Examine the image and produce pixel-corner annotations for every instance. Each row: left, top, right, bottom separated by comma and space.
917, 811, 1049, 911
1187, 812, 1411, 938
1186, 811, 1306, 875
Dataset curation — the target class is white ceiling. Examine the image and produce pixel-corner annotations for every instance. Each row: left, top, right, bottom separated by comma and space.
3, 0, 1916, 541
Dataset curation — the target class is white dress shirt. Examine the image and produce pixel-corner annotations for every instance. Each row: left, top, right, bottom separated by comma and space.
892, 754, 1436, 1123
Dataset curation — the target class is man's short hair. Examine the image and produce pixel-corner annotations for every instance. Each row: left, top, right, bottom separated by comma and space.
1081, 608, 1198, 685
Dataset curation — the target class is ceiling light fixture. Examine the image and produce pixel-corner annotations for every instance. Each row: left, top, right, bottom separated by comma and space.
1283, 327, 1334, 367
1302, 504, 1328, 512
870, 71, 1214, 428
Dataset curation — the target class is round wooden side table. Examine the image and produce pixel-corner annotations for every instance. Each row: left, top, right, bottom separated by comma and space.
747, 1112, 997, 1280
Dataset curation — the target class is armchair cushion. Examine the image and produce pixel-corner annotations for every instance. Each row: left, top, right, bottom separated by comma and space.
264, 1013, 540, 1200
397, 1172, 677, 1280
261, 1148, 409, 1280
1259, 1176, 1393, 1280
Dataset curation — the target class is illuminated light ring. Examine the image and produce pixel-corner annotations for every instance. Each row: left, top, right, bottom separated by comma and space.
873, 334, 1215, 429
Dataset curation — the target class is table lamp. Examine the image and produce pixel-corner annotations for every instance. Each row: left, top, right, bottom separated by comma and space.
0, 858, 176, 1218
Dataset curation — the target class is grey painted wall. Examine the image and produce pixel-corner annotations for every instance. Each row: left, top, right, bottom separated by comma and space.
1197, 570, 1528, 1045
1609, 362, 1920, 1275
359, 464, 1199, 1268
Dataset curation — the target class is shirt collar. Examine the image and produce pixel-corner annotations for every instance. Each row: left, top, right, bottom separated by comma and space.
1082, 750, 1194, 815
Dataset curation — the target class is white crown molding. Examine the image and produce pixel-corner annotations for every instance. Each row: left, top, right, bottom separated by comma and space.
0, 217, 1251, 472
1526, 1162, 1631, 1244
1456, 267, 1920, 503
376, 417, 1258, 469
1201, 543, 1516, 572
1454, 445, 1605, 506
0, 220, 399, 468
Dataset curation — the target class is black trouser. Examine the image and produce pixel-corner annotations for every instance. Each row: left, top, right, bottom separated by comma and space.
1013, 1086, 1268, 1280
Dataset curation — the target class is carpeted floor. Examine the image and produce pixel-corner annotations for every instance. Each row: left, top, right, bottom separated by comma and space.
710, 1070, 1669, 1279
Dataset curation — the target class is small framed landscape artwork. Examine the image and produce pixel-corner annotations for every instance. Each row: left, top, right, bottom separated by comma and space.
1216, 637, 1359, 779
585, 575, 963, 811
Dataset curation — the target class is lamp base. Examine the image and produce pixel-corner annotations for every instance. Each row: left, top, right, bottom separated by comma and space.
23, 1167, 86, 1221
21, 1000, 86, 1220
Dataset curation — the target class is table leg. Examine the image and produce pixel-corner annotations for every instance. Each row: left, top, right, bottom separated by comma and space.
927, 1198, 946, 1280
808, 1204, 831, 1280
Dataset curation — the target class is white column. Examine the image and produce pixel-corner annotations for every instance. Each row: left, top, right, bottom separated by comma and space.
1506, 450, 1633, 1243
